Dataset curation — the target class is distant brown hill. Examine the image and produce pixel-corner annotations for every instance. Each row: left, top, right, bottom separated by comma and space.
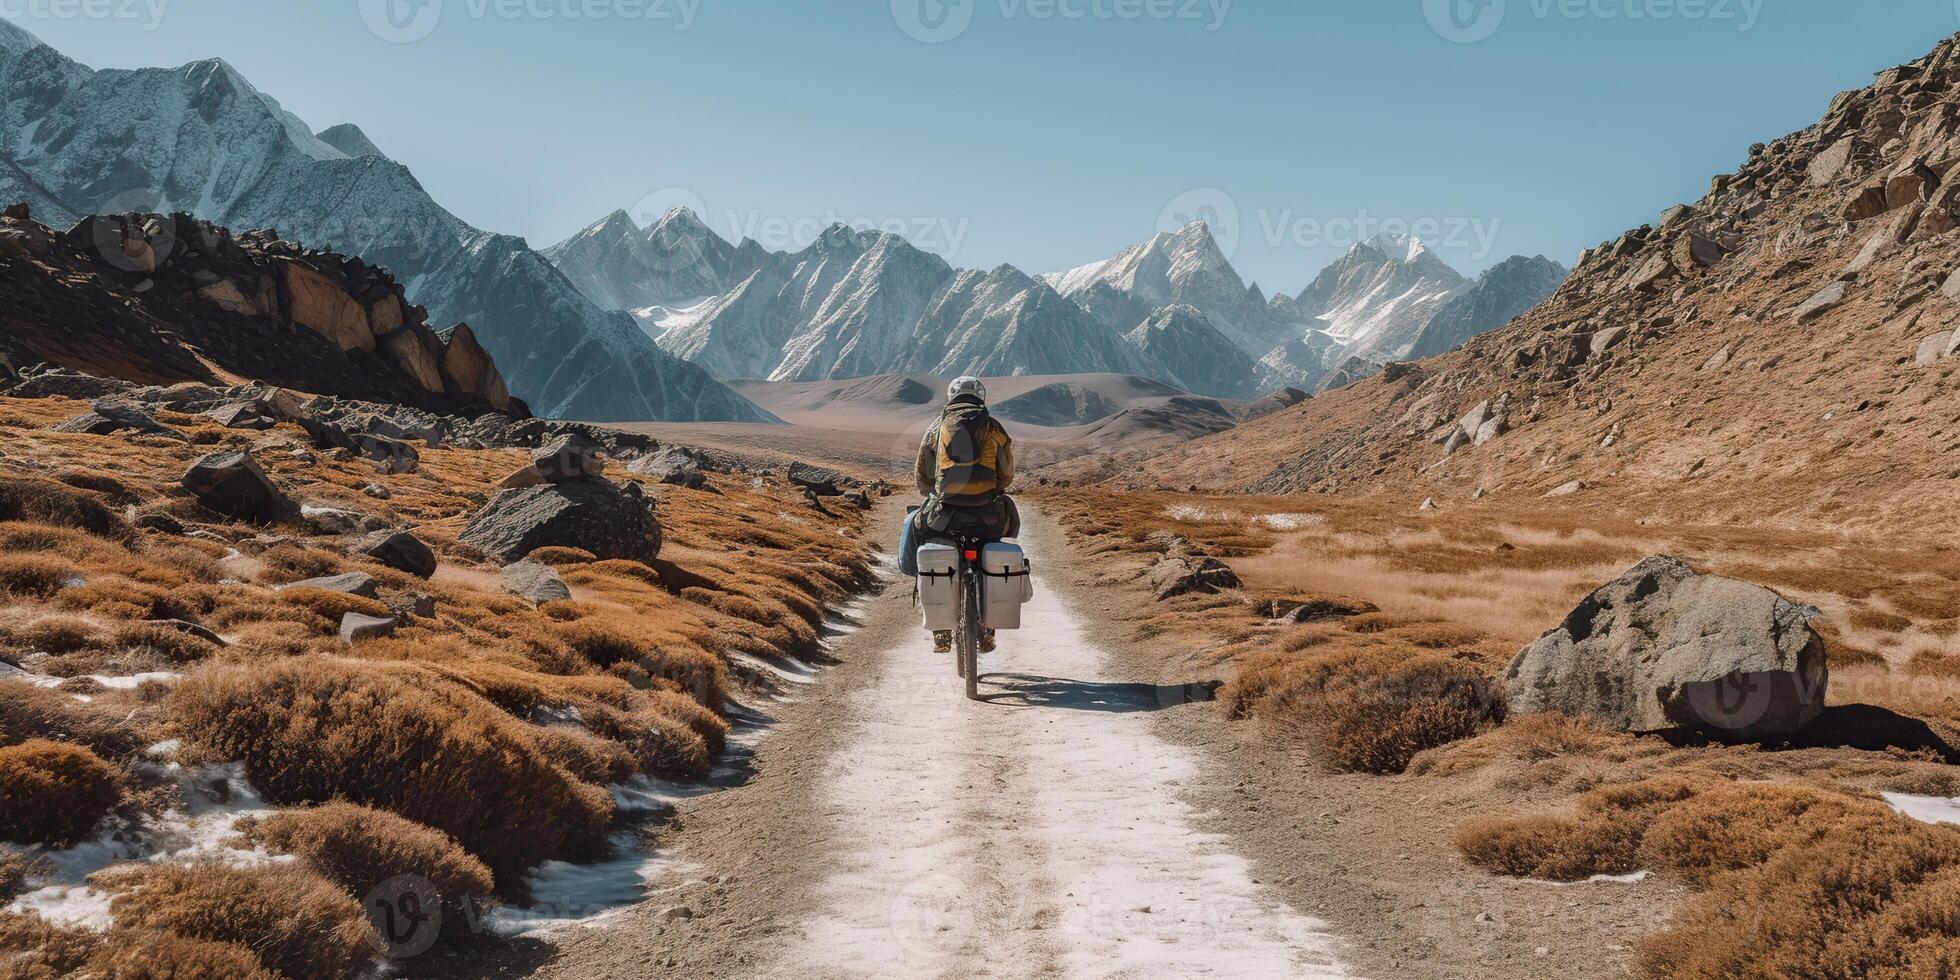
1125, 33, 1960, 530
0, 208, 519, 417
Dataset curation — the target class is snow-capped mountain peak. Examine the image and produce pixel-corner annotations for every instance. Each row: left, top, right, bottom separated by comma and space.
315, 122, 389, 161
0, 17, 44, 59
1043, 221, 1293, 356
1365, 231, 1430, 264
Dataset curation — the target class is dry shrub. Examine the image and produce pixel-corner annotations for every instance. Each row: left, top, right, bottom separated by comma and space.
528, 546, 597, 566
171, 658, 614, 882
0, 614, 101, 654
0, 910, 99, 978
584, 704, 711, 780
1236, 646, 1504, 773
1849, 606, 1915, 633
1392, 623, 1489, 650
1458, 772, 1960, 977
278, 587, 391, 623
532, 726, 638, 784
0, 477, 133, 540
237, 802, 495, 912
257, 544, 345, 581
0, 680, 145, 755
646, 688, 730, 756
0, 850, 26, 900
1410, 711, 1631, 777
81, 929, 278, 980
111, 622, 220, 664
1636, 808, 1960, 979
560, 619, 728, 710
105, 863, 378, 980
0, 555, 77, 597
0, 739, 123, 845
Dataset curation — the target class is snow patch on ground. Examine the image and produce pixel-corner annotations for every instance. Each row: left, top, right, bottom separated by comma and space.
1164, 504, 1243, 523
6, 760, 279, 932
1884, 793, 1960, 825
1258, 512, 1328, 531
488, 831, 668, 937
1529, 870, 1651, 886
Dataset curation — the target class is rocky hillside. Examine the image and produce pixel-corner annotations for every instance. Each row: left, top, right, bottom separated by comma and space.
1129, 33, 1960, 529
0, 20, 769, 424
0, 208, 515, 417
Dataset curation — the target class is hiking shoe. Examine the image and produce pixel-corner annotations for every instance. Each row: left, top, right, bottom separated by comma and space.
933, 631, 952, 653
981, 629, 997, 653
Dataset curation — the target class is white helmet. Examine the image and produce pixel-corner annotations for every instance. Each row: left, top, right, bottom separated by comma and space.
947, 376, 986, 403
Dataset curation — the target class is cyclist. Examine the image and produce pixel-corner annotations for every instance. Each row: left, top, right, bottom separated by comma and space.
909, 376, 1017, 653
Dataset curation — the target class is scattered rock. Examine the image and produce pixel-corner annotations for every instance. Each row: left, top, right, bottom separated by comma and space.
1504, 555, 1828, 740
1257, 595, 1379, 623
360, 483, 392, 500
359, 530, 437, 579
339, 612, 399, 644
53, 401, 186, 441
500, 562, 572, 604
1544, 480, 1587, 498
181, 450, 296, 524
529, 433, 608, 482
459, 479, 662, 563
390, 592, 438, 620
282, 572, 381, 599
201, 402, 277, 430
627, 447, 709, 489
300, 504, 387, 535
1148, 556, 1241, 600
787, 462, 848, 497
1793, 281, 1848, 322
1916, 331, 1954, 365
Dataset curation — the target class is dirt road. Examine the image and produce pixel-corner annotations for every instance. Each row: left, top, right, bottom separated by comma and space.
529, 507, 1355, 979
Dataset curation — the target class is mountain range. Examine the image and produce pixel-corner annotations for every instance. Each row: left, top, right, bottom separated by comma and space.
549, 207, 1567, 399
1127, 31, 1960, 528
0, 20, 771, 424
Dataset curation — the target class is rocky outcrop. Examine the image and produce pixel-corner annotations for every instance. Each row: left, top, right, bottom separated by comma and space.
460, 480, 662, 564
0, 209, 522, 418
1505, 557, 1829, 740
500, 562, 573, 604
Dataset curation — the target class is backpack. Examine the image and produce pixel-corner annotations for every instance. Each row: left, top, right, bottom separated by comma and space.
933, 403, 1007, 505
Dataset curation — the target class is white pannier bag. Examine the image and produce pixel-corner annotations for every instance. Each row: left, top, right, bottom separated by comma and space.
916, 542, 959, 631
980, 542, 1033, 630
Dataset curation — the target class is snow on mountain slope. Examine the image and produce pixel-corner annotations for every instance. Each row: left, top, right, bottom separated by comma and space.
901, 265, 1150, 380
544, 206, 762, 313
1281, 233, 1469, 361
0, 22, 768, 423
1406, 254, 1568, 359
1045, 221, 1293, 356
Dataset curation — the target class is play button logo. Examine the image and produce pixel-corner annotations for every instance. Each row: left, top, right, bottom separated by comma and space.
1424, 0, 1506, 43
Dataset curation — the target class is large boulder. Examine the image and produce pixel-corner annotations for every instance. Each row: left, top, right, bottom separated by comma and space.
530, 433, 607, 482
181, 451, 296, 524
359, 531, 437, 579
459, 479, 661, 564
1504, 556, 1828, 740
787, 462, 849, 497
627, 447, 709, 490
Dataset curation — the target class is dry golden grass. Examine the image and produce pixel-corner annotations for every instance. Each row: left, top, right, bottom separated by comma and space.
1458, 773, 1960, 979
0, 739, 123, 846
0, 850, 26, 900
236, 802, 495, 913
171, 657, 613, 884
105, 863, 378, 980
77, 929, 279, 980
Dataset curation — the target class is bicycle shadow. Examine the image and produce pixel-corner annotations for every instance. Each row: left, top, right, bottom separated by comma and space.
975, 673, 1220, 713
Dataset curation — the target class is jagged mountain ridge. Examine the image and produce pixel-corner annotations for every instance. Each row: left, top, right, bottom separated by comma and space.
1407, 254, 1570, 359
0, 21, 770, 423
1277, 233, 1471, 363
1124, 31, 1960, 528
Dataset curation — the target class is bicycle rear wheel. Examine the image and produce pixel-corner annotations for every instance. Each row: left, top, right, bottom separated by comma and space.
960, 562, 982, 700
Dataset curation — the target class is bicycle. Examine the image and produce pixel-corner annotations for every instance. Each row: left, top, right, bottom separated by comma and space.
950, 533, 985, 701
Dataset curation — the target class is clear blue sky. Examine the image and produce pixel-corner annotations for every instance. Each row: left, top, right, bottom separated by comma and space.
8, 1, 1959, 292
